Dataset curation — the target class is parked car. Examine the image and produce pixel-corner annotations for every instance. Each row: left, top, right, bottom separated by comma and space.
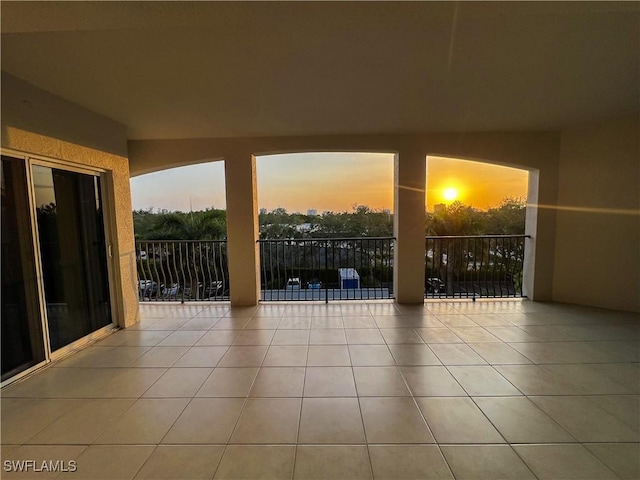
139, 280, 159, 299
426, 277, 446, 293
307, 280, 322, 289
286, 278, 301, 289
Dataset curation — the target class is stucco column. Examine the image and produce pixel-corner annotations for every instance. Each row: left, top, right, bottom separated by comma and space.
224, 154, 260, 305
394, 147, 427, 304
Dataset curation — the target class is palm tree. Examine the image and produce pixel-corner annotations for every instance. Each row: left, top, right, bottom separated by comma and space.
153, 210, 226, 240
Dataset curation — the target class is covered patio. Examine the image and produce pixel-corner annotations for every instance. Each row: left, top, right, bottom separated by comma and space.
2, 300, 638, 479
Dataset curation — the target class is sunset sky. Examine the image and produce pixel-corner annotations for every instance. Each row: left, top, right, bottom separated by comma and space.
130, 153, 529, 213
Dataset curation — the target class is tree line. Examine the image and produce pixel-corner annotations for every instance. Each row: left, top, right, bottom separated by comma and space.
132, 197, 526, 240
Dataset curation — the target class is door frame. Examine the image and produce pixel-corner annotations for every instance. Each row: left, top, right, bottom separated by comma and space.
0, 149, 118, 386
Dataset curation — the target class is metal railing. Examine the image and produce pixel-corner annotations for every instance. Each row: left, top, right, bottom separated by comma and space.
136, 240, 229, 301
258, 237, 395, 301
425, 235, 528, 299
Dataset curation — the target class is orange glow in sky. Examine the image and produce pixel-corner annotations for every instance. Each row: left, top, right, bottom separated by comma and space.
130, 153, 529, 213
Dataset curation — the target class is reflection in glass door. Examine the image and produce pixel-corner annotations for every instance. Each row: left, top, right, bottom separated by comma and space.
1, 156, 46, 381
32, 165, 112, 352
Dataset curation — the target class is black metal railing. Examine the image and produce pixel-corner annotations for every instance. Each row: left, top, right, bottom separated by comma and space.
425, 235, 528, 299
258, 237, 395, 301
136, 240, 229, 301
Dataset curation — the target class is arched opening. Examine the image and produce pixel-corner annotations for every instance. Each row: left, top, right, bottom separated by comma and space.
425, 155, 532, 300
129, 160, 230, 301
256, 152, 395, 301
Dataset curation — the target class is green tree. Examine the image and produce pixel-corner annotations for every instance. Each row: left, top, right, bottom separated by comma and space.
147, 209, 226, 240
485, 197, 526, 234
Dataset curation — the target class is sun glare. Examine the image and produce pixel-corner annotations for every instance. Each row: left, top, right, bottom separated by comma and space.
442, 187, 459, 202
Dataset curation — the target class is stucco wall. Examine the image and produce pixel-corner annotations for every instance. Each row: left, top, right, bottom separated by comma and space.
1, 72, 139, 327
554, 116, 640, 312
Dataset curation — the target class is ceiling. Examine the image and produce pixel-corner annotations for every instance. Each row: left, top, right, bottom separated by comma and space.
2, 2, 638, 140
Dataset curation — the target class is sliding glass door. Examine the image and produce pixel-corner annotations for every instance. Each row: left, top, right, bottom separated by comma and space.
32, 164, 112, 352
1, 156, 45, 381
1, 154, 114, 383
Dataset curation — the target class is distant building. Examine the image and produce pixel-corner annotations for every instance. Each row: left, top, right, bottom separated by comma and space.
259, 208, 268, 215
433, 203, 446, 213
307, 208, 317, 216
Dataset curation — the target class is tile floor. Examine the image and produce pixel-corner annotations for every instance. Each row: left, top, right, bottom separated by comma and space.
1, 300, 639, 479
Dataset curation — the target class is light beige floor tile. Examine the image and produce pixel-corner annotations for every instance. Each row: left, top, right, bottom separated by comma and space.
485, 326, 541, 342
230, 398, 301, 443
510, 341, 620, 364
217, 346, 268, 367
1, 398, 79, 444
530, 396, 640, 442
129, 346, 190, 367
309, 329, 347, 345
118, 330, 173, 347
465, 313, 513, 327
307, 346, 351, 366
587, 395, 640, 430
92, 368, 167, 397
294, 445, 371, 480
416, 397, 504, 443
311, 317, 344, 329
27, 398, 135, 444
157, 330, 206, 347
272, 329, 310, 345
380, 328, 425, 344
212, 317, 251, 329
585, 443, 640, 480
214, 445, 295, 480
449, 327, 500, 342
196, 367, 258, 397
343, 316, 377, 328
232, 329, 276, 345
263, 346, 308, 366
143, 367, 212, 397
447, 366, 521, 396
360, 397, 435, 443
467, 342, 533, 364
172, 346, 228, 367
95, 398, 189, 444
474, 396, 576, 443
369, 445, 453, 479
278, 317, 312, 329
162, 398, 244, 444
415, 328, 463, 343
429, 344, 486, 365
400, 366, 467, 396
298, 398, 366, 443
541, 364, 636, 394
1, 445, 86, 480
178, 317, 221, 330
144, 317, 191, 330
134, 445, 225, 480
495, 365, 580, 395
441, 445, 536, 480
388, 344, 441, 365
195, 330, 240, 346
58, 346, 151, 368
245, 317, 281, 329
71, 445, 155, 479
353, 366, 411, 396
303, 367, 357, 397
436, 314, 478, 327
249, 367, 306, 397
345, 329, 385, 344
349, 345, 396, 366
588, 364, 640, 394
514, 444, 619, 480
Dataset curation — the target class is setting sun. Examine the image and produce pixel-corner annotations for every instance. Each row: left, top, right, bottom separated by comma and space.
442, 187, 459, 202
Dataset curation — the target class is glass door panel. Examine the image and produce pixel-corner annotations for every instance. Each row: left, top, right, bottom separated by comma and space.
1, 156, 45, 381
32, 165, 112, 351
